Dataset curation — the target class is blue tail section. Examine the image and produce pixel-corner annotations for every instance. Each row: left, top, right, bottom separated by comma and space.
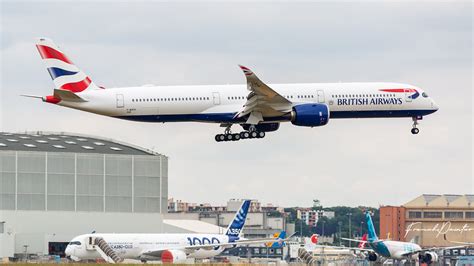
225, 200, 251, 237
365, 212, 378, 242
269, 231, 286, 248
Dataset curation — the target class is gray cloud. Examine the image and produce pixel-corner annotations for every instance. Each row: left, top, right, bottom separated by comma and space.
1, 1, 472, 207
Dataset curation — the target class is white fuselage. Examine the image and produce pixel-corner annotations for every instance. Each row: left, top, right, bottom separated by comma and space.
56, 82, 438, 123
370, 240, 422, 260
65, 233, 232, 261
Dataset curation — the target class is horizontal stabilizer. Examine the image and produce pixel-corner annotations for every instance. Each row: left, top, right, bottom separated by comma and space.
54, 89, 87, 102
21, 94, 43, 99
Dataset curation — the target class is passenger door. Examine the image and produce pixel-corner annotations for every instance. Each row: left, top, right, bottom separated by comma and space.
404, 89, 412, 102
317, 90, 325, 103
116, 94, 124, 108
212, 92, 221, 105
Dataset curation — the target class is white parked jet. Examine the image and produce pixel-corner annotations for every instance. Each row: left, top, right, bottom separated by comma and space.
25, 38, 439, 141
65, 200, 286, 263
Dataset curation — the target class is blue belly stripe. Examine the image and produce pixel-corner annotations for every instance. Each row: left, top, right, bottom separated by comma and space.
113, 109, 436, 123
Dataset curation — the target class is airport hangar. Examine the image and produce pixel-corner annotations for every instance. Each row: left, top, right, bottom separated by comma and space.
0, 131, 217, 260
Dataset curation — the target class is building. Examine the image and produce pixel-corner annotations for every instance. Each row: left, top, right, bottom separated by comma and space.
297, 209, 335, 227
166, 199, 286, 238
0, 132, 169, 259
380, 194, 474, 247
379, 206, 406, 241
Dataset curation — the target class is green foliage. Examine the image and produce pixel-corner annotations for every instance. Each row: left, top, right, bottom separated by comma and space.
286, 206, 379, 238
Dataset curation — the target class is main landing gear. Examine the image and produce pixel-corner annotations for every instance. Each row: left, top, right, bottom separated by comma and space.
411, 116, 421, 135
215, 125, 265, 142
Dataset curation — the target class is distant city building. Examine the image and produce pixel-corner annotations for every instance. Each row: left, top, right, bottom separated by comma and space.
380, 194, 474, 247
297, 209, 335, 227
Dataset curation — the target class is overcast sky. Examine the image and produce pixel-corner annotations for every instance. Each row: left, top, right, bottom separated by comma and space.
1, 1, 472, 208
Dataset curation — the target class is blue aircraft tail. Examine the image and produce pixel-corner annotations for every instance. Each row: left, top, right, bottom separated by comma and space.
267, 231, 287, 248
225, 200, 251, 237
365, 211, 378, 242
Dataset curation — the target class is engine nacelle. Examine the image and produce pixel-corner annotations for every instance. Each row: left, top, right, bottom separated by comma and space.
161, 249, 187, 263
367, 252, 378, 262
419, 252, 438, 264
290, 104, 329, 127
241, 123, 280, 132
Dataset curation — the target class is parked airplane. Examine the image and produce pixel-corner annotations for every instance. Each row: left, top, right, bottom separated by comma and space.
343, 212, 464, 264
25, 38, 438, 142
64, 200, 287, 263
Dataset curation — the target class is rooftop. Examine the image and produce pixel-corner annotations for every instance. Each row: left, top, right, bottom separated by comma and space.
0, 131, 161, 156
404, 194, 474, 208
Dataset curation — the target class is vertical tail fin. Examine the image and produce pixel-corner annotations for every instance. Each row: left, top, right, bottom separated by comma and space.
358, 233, 368, 249
225, 200, 251, 238
35, 38, 100, 93
266, 231, 287, 247
365, 212, 378, 242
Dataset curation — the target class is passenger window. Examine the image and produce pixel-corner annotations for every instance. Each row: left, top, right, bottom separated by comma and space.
422, 92, 428, 98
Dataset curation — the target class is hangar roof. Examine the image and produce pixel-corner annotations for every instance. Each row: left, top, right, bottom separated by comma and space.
404, 194, 474, 208
0, 132, 161, 156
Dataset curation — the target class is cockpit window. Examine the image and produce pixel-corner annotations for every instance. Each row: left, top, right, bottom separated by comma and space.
422, 92, 428, 98
69, 241, 81, 246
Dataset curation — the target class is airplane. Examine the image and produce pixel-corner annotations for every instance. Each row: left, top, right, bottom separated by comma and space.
342, 212, 465, 264
24, 38, 439, 142
64, 200, 289, 263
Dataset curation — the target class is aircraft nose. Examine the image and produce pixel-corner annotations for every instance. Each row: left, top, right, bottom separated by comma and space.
65, 245, 72, 257
431, 99, 439, 111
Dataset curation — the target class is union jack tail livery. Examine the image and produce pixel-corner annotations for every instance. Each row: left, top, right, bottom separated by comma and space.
36, 38, 99, 93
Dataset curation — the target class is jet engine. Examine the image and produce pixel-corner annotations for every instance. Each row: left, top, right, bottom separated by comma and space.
290, 104, 329, 127
419, 252, 439, 264
367, 252, 378, 262
161, 249, 187, 264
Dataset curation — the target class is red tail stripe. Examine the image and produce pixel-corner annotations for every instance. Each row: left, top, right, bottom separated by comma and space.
60, 77, 91, 93
36, 45, 73, 64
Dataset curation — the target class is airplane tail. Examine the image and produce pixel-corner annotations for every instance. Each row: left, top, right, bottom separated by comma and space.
365, 212, 378, 242
35, 38, 100, 93
225, 200, 251, 238
266, 231, 287, 248
358, 233, 368, 249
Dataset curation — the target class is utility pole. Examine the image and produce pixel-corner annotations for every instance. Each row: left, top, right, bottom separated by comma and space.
338, 221, 342, 246
322, 220, 325, 239
23, 245, 29, 262
346, 213, 352, 247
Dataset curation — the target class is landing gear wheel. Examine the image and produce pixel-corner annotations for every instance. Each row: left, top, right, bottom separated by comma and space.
257, 131, 265, 138
411, 116, 420, 135
232, 133, 241, 141
225, 134, 233, 141
216, 134, 225, 142
250, 131, 258, 138
240, 131, 250, 139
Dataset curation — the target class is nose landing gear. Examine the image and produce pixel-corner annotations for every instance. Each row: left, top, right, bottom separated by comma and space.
411, 116, 421, 134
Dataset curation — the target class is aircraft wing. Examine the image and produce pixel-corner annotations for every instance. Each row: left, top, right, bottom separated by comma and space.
443, 234, 474, 246
341, 237, 368, 244
236, 65, 292, 124
140, 236, 292, 258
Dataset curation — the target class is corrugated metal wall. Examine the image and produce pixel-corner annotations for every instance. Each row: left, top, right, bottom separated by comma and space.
0, 151, 167, 213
